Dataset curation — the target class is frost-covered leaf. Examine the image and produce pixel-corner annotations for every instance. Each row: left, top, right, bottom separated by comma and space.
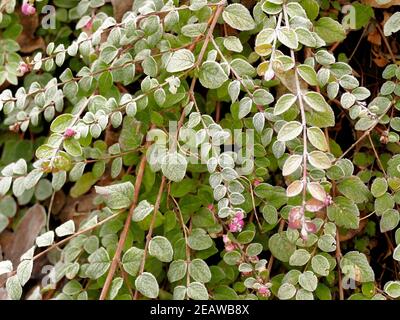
222, 4, 256, 31
95, 182, 134, 210
135, 272, 159, 299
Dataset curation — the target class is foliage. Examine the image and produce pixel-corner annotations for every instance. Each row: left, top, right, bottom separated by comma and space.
0, 0, 400, 301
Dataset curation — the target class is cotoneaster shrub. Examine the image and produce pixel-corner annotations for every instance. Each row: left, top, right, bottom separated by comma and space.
0, 0, 400, 300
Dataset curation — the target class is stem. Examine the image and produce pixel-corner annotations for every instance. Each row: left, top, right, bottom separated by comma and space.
338, 105, 393, 161
283, 5, 308, 208
133, 176, 166, 300
99, 133, 153, 300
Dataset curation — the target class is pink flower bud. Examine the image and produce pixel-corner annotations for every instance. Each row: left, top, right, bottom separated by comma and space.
229, 222, 239, 233
249, 255, 259, 263
17, 61, 30, 76
64, 128, 76, 138
258, 285, 271, 297
288, 207, 303, 230
225, 243, 236, 252
85, 19, 93, 30
324, 194, 333, 207
21, 2, 36, 16
207, 204, 214, 212
253, 179, 261, 187
235, 211, 244, 220
305, 221, 317, 233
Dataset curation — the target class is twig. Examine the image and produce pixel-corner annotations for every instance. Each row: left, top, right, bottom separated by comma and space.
283, 5, 309, 209
335, 230, 344, 300
375, 22, 397, 64
99, 134, 154, 300
368, 133, 387, 177
133, 176, 167, 299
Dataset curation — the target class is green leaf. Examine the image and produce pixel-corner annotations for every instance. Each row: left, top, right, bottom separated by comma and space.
149, 236, 173, 262
188, 228, 213, 250
63, 139, 82, 157
268, 232, 296, 262
384, 281, 400, 298
308, 151, 331, 170
394, 244, 400, 261
223, 36, 243, 53
50, 114, 74, 133
298, 271, 318, 292
297, 64, 318, 86
384, 12, 400, 37
17, 259, 33, 286
6, 275, 22, 300
199, 61, 228, 89
166, 49, 195, 73
277, 121, 303, 142
311, 254, 330, 276
277, 27, 298, 49
300, 0, 319, 21
132, 200, 154, 222
327, 196, 359, 229
371, 177, 388, 198
189, 259, 212, 283
55, 220, 75, 237
161, 152, 188, 182
109, 277, 123, 300
314, 17, 346, 44
167, 260, 187, 282
100, 45, 118, 64
95, 182, 134, 210
282, 154, 303, 176
351, 3, 374, 30
36, 231, 54, 247
222, 4, 256, 31
303, 91, 330, 113
238, 97, 252, 119
122, 247, 144, 276
307, 127, 328, 151
274, 93, 297, 115
253, 89, 274, 105
187, 282, 209, 300
278, 283, 296, 300
340, 251, 375, 283
86, 247, 111, 279
289, 249, 311, 266
337, 176, 370, 203
315, 284, 332, 301
380, 209, 399, 233
63, 280, 82, 295
135, 272, 159, 299
0, 196, 17, 218
70, 173, 97, 198
98, 71, 113, 94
